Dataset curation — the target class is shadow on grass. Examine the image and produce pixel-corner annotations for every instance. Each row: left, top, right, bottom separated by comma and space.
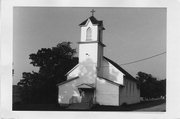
13, 99, 166, 111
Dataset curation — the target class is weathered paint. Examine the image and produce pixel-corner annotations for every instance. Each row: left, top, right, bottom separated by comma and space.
58, 79, 80, 104
79, 43, 98, 64
119, 78, 140, 105
96, 77, 119, 106
58, 77, 95, 104
99, 58, 124, 85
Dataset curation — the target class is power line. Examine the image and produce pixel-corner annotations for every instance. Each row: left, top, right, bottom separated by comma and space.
77, 51, 166, 67
119, 52, 166, 66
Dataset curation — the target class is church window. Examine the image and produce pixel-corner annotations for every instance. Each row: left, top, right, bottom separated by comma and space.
130, 82, 131, 95
126, 80, 128, 95
133, 83, 134, 94
86, 27, 92, 41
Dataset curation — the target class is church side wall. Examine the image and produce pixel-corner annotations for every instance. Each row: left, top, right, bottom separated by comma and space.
99, 58, 124, 85
119, 78, 140, 105
58, 75, 97, 105
96, 77, 119, 106
58, 80, 81, 105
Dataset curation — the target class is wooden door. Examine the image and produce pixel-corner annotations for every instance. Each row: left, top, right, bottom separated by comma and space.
81, 89, 94, 103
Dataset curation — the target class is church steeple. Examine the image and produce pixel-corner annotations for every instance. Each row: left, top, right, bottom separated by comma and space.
78, 11, 105, 71
79, 10, 105, 43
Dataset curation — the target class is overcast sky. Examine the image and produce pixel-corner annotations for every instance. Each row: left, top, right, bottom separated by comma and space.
13, 7, 166, 85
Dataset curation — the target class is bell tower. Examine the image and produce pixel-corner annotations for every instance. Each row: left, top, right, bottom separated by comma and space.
78, 10, 105, 76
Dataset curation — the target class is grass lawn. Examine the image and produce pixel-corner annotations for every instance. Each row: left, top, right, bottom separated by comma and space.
13, 99, 165, 111
135, 103, 166, 111
91, 99, 166, 111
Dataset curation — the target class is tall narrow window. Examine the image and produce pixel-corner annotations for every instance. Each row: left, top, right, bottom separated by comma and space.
86, 27, 92, 41
129, 82, 131, 96
126, 80, 128, 96
133, 83, 134, 94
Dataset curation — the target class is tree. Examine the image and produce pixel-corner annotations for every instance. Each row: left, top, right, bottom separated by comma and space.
18, 42, 78, 104
136, 71, 166, 100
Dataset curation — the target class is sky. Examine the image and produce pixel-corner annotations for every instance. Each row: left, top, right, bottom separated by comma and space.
13, 7, 166, 85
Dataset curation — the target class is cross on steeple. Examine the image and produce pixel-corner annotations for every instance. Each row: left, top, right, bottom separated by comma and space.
90, 9, 95, 16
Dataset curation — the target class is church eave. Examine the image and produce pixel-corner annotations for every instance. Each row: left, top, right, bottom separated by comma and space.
98, 76, 124, 87
65, 64, 79, 76
79, 19, 88, 26
56, 76, 79, 86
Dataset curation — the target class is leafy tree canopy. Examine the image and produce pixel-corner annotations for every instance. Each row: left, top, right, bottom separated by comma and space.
136, 71, 166, 100
17, 42, 78, 104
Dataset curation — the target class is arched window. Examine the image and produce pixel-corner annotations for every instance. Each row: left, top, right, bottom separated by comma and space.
86, 27, 92, 41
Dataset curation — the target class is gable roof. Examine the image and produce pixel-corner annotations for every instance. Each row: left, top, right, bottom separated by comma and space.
103, 56, 138, 82
79, 16, 105, 30
56, 76, 79, 86
98, 76, 124, 86
65, 64, 79, 76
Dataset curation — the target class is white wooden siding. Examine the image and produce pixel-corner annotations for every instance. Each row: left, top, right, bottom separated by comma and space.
119, 79, 140, 105
58, 79, 81, 104
96, 77, 119, 106
99, 58, 124, 85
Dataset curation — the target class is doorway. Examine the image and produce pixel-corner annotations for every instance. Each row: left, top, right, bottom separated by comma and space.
79, 88, 94, 103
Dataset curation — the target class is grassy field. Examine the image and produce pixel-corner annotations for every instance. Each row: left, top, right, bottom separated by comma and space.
91, 99, 165, 111
135, 103, 166, 111
13, 99, 165, 111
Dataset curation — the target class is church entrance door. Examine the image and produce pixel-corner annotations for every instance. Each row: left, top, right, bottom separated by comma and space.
77, 84, 95, 108
80, 89, 94, 103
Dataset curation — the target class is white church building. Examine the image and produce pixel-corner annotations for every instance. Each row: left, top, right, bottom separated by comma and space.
57, 12, 140, 108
